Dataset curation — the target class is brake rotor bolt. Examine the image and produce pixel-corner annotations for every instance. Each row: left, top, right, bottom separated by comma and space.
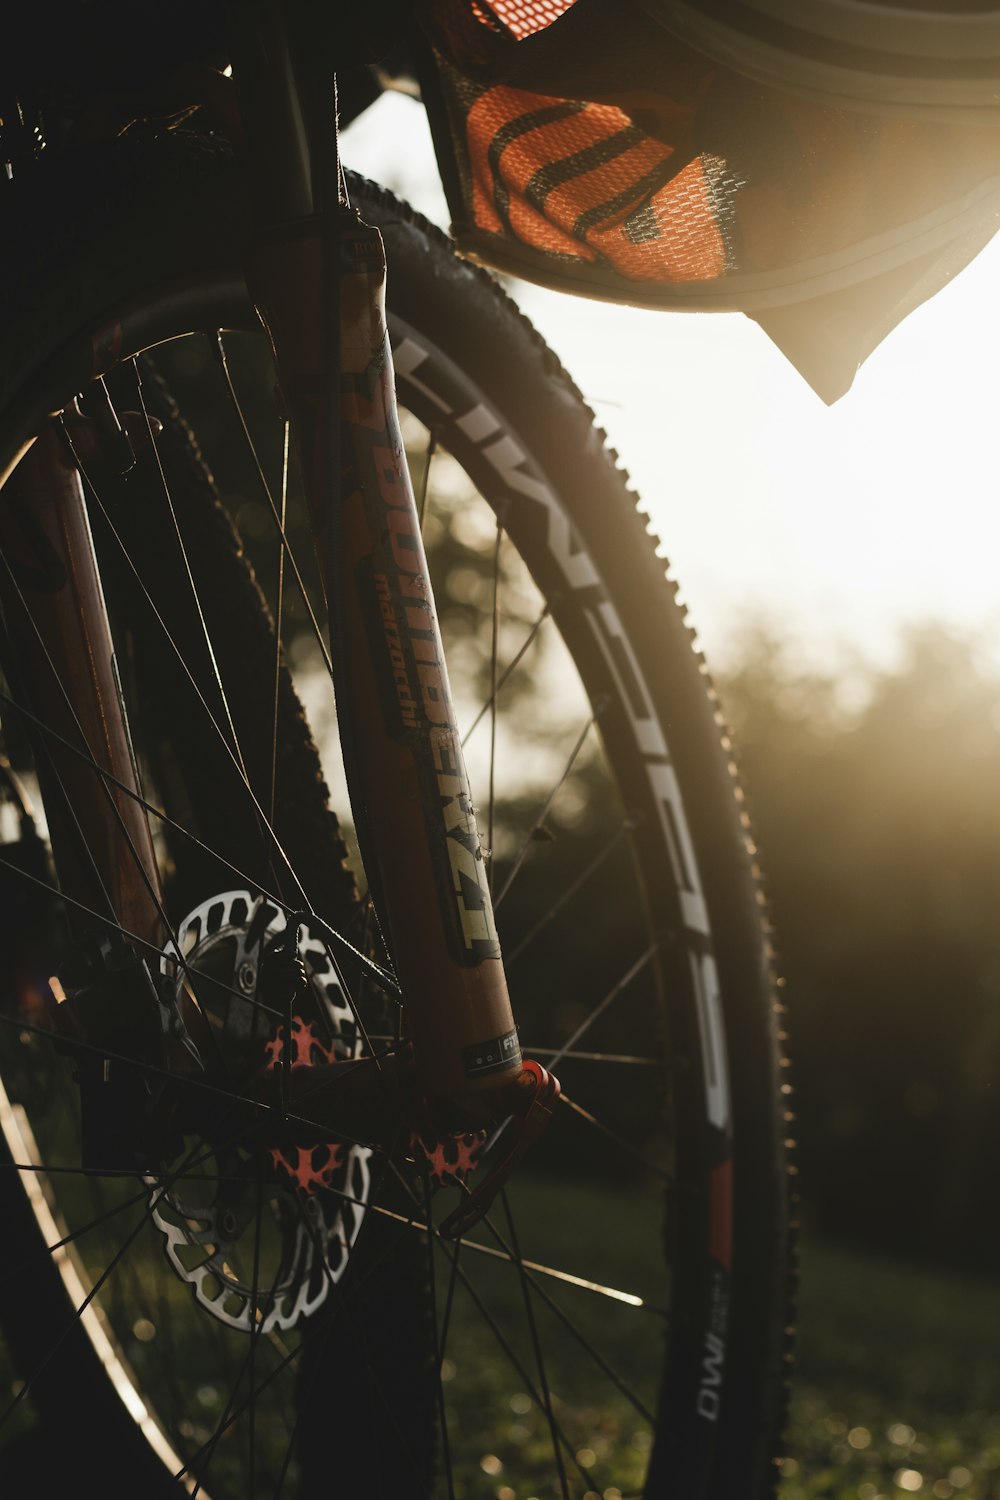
220, 1210, 238, 1238
238, 962, 256, 993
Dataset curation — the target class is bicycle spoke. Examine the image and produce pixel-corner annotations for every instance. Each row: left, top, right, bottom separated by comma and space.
0, 456, 329, 1056
0, 825, 240, 1104
175, 1333, 303, 1486
212, 334, 333, 681
225, 1164, 664, 1323
273, 1411, 298, 1500
503, 815, 636, 966
515, 1045, 661, 1067
498, 1188, 571, 1499
2, 1085, 300, 1295
449, 1231, 666, 1316
0, 1180, 150, 1290
547, 943, 659, 1073
362, 1032, 664, 1067
248, 1159, 265, 1499
487, 517, 501, 891
493, 710, 600, 910
0, 541, 171, 936
133, 360, 252, 788
0, 1170, 171, 1431
190, 1336, 259, 1499
0, 850, 283, 1022
557, 1086, 674, 1183
0, 692, 396, 1077
0, 1006, 398, 1163
0, 1056, 348, 1465
415, 430, 436, 528
460, 601, 550, 747
387, 1156, 653, 1489
0, 683, 300, 932
270, 419, 290, 826
428, 1226, 595, 1494
175, 1146, 427, 1491
437, 1226, 462, 1358
475, 1196, 658, 1424
0, 761, 393, 1021
420, 1167, 456, 1500
67, 431, 317, 919
190, 1216, 288, 1500
0, 1158, 250, 1184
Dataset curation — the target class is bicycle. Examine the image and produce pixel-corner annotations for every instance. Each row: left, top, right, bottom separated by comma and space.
0, 3, 825, 1495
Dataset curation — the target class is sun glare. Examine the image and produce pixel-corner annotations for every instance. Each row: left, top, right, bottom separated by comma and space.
345, 91, 1000, 676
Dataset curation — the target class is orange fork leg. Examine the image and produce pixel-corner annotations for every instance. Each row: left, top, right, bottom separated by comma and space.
247, 211, 521, 1117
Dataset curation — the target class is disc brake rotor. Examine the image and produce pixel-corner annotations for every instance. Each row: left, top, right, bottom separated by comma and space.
149, 890, 372, 1332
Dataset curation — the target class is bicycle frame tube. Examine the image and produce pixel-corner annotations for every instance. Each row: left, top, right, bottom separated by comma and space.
0, 426, 165, 950
233, 4, 522, 1111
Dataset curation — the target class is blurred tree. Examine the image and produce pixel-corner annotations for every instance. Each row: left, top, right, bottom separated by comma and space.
722, 625, 1000, 1271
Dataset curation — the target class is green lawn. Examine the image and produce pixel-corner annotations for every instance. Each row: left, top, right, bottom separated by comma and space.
781, 1237, 1000, 1500
430, 1198, 1000, 1499
4, 1149, 1000, 1499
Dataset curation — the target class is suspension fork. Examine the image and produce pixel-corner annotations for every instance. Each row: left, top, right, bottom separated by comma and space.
231, 5, 523, 1117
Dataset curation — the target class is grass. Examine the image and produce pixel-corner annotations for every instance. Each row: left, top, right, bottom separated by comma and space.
433, 1205, 1000, 1499
4, 1127, 1000, 1499
428, 1171, 668, 1498
781, 1236, 1000, 1500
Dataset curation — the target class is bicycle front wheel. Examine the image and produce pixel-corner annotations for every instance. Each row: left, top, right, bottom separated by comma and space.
0, 136, 792, 1499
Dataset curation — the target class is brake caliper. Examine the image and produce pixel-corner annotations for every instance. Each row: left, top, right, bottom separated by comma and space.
412, 1060, 561, 1239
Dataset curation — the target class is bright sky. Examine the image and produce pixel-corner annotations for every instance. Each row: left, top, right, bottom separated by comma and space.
344, 92, 1000, 679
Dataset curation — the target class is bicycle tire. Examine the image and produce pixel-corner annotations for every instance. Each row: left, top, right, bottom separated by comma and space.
0, 130, 793, 1499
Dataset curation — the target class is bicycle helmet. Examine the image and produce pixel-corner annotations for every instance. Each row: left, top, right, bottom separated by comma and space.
637, 2, 1000, 120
